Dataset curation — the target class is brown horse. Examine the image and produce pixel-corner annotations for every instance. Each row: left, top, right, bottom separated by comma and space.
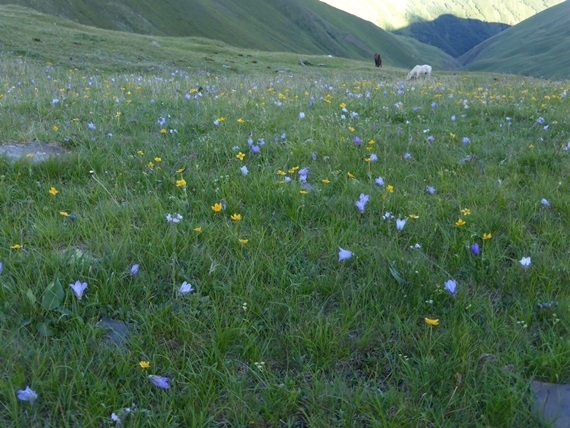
374, 53, 382, 68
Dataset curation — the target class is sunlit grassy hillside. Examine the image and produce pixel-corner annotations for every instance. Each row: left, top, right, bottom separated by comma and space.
320, 0, 563, 30
459, 1, 570, 80
0, 5, 569, 427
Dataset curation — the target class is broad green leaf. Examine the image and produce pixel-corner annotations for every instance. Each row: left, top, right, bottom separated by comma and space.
41, 278, 64, 311
36, 322, 54, 337
26, 288, 36, 306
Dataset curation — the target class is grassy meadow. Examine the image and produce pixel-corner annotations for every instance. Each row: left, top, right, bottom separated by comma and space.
0, 49, 569, 427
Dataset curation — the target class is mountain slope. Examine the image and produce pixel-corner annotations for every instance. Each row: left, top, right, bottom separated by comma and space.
320, 0, 563, 57
0, 0, 459, 69
459, 1, 570, 80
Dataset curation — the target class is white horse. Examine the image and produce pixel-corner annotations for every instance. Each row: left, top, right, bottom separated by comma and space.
406, 64, 432, 80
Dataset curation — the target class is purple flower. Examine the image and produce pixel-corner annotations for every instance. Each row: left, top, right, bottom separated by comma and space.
431, 102, 438, 109
240, 166, 249, 176
70, 280, 88, 299
158, 117, 166, 126
470, 243, 480, 256
338, 247, 353, 261
369, 153, 378, 162
536, 117, 545, 125
426, 135, 435, 144
0, 261, 3, 274
88, 122, 96, 130
149, 375, 170, 389
396, 219, 406, 231
130, 264, 140, 275
298, 168, 310, 183
353, 136, 362, 146
541, 198, 550, 207
425, 186, 436, 195
179, 281, 194, 294
402, 153, 411, 160
350, 111, 359, 119
375, 177, 384, 187
451, 115, 456, 122
17, 386, 38, 403
413, 107, 420, 112
355, 193, 369, 213
250, 145, 260, 154
299, 112, 305, 120
444, 279, 457, 296
462, 137, 471, 144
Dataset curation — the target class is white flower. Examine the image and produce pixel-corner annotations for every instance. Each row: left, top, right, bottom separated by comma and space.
519, 257, 531, 267
338, 247, 353, 261
179, 281, 194, 294
299, 112, 305, 120
166, 213, 182, 223
382, 211, 394, 220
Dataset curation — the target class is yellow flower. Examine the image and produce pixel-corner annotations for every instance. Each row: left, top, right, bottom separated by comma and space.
49, 187, 59, 196
211, 203, 223, 213
347, 172, 355, 179
321, 179, 330, 184
368, 140, 375, 146
450, 133, 456, 139
176, 167, 186, 173
194, 227, 202, 233
147, 161, 154, 168
461, 208, 471, 216
339, 103, 346, 109
59, 211, 69, 217
216, 117, 226, 123
154, 157, 162, 163
160, 128, 167, 134
176, 179, 187, 187
137, 150, 144, 155
276, 170, 286, 176
456, 218, 466, 227
236, 152, 245, 161
230, 213, 242, 221
529, 144, 535, 149
139, 361, 150, 369
408, 214, 419, 219
52, 125, 59, 132
10, 244, 22, 250
239, 238, 249, 244
348, 127, 355, 132
425, 318, 439, 326
237, 118, 245, 124
288, 166, 299, 174
483, 233, 493, 240
300, 190, 308, 195
386, 185, 394, 193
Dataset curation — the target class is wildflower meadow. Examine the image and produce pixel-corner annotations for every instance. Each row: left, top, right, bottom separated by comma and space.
0, 53, 569, 426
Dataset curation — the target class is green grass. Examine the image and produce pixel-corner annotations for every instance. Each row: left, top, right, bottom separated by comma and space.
0, 34, 569, 427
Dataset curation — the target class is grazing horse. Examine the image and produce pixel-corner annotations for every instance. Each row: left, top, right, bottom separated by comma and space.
374, 53, 382, 68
